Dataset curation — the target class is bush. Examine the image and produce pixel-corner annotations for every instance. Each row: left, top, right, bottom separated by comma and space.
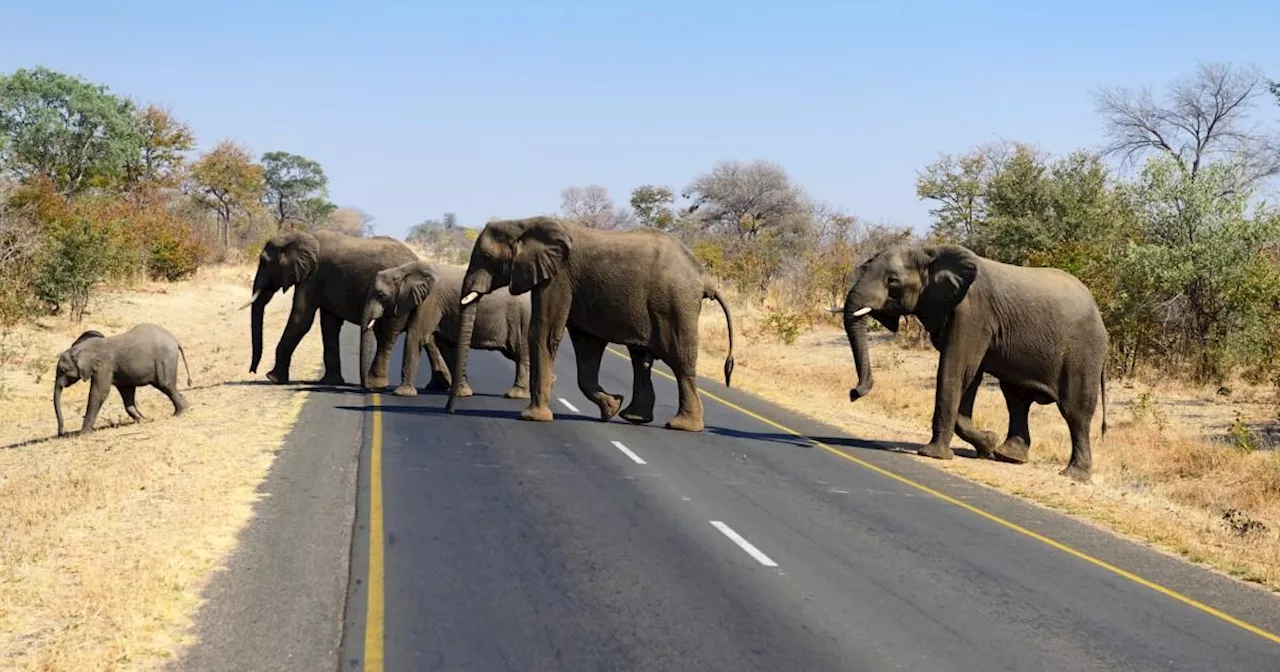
35, 216, 130, 322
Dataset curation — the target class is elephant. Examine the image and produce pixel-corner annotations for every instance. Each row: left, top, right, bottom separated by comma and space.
360, 260, 534, 399
53, 323, 193, 436
245, 230, 419, 389
445, 216, 736, 433
841, 242, 1108, 482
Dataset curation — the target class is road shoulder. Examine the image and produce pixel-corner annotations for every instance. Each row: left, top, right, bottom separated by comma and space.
169, 327, 368, 672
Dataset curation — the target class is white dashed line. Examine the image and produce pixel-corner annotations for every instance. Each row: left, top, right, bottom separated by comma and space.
709, 521, 778, 567
610, 440, 647, 465
557, 397, 580, 413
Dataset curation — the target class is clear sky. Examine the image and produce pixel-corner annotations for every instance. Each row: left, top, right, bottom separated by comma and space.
2, 1, 1276, 238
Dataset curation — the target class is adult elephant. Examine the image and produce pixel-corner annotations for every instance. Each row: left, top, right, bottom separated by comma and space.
445, 216, 736, 432
359, 260, 533, 399
842, 243, 1108, 482
245, 230, 418, 389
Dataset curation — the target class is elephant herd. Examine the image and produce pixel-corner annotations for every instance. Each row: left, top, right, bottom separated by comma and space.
52, 215, 1110, 483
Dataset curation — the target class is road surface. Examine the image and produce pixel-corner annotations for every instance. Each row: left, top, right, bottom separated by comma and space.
332, 335, 1280, 671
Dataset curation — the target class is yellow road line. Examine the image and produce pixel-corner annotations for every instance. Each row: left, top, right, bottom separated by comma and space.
604, 347, 1280, 646
364, 393, 386, 671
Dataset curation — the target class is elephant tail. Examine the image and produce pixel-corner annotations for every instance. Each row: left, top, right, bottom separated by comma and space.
704, 285, 735, 387
1100, 366, 1108, 440
179, 343, 193, 388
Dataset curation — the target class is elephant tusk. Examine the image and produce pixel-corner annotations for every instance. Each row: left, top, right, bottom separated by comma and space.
365, 319, 376, 330
460, 291, 480, 306
238, 289, 262, 310
852, 306, 872, 317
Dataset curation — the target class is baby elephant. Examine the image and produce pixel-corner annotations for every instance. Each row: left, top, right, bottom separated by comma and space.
362, 260, 533, 398
53, 323, 193, 436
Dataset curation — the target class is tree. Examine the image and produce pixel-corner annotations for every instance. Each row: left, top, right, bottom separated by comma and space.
560, 184, 632, 230
1094, 62, 1280, 187
916, 140, 1020, 245
682, 159, 808, 239
1117, 154, 1280, 379
261, 150, 332, 230
0, 66, 141, 197
322, 206, 372, 237
125, 105, 194, 190
630, 184, 677, 230
189, 140, 264, 248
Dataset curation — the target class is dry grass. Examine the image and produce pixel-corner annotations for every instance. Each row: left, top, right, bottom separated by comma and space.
693, 292, 1280, 592
0, 265, 322, 670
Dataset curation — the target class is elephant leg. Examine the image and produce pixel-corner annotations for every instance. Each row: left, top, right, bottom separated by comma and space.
993, 382, 1033, 464
619, 346, 655, 425
919, 339, 986, 460
268, 292, 317, 384
1058, 371, 1100, 483
393, 328, 422, 398
318, 310, 345, 385
119, 384, 144, 423
567, 326, 622, 422
520, 292, 569, 423
155, 379, 190, 416
503, 339, 531, 400
367, 326, 393, 389
954, 373, 998, 459
663, 318, 705, 432
431, 339, 465, 394
80, 368, 115, 433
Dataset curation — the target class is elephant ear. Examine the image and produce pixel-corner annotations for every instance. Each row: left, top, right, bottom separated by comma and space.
920, 244, 980, 313
71, 342, 100, 380
281, 233, 320, 287
509, 218, 572, 295
395, 263, 437, 315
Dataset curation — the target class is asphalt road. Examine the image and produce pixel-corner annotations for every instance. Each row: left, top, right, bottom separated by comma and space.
335, 335, 1280, 672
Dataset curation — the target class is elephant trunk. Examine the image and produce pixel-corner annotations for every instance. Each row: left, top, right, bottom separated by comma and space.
445, 303, 478, 413
844, 288, 874, 402
359, 301, 382, 389
248, 269, 274, 373
54, 377, 66, 436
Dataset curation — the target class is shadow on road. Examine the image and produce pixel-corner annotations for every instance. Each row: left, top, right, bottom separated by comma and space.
707, 426, 924, 455
332, 404, 603, 424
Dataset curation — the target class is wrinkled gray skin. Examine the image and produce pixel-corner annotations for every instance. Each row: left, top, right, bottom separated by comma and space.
843, 243, 1108, 482
246, 230, 418, 389
361, 260, 534, 399
54, 323, 193, 436
447, 216, 736, 433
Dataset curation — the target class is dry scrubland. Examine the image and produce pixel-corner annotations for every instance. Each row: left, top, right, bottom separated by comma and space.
0, 265, 321, 670
691, 290, 1280, 591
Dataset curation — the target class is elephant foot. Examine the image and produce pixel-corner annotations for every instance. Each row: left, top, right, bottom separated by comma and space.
452, 381, 474, 398
318, 372, 346, 386
503, 386, 531, 400
993, 439, 1030, 464
595, 393, 623, 422
365, 375, 390, 390
917, 442, 955, 460
664, 412, 705, 432
392, 384, 418, 397
971, 431, 1000, 460
620, 404, 654, 425
519, 404, 554, 422
266, 369, 289, 385
1059, 463, 1092, 483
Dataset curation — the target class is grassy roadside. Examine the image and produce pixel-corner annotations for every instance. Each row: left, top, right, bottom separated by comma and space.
0, 265, 323, 670
691, 293, 1280, 593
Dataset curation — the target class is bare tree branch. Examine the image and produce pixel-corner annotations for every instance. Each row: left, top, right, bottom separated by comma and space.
1094, 62, 1280, 185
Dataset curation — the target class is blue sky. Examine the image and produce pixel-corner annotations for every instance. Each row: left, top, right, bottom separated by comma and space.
2, 1, 1276, 238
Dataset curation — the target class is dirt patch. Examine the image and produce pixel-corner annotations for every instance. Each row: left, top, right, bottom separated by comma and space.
0, 265, 324, 670
693, 296, 1280, 592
